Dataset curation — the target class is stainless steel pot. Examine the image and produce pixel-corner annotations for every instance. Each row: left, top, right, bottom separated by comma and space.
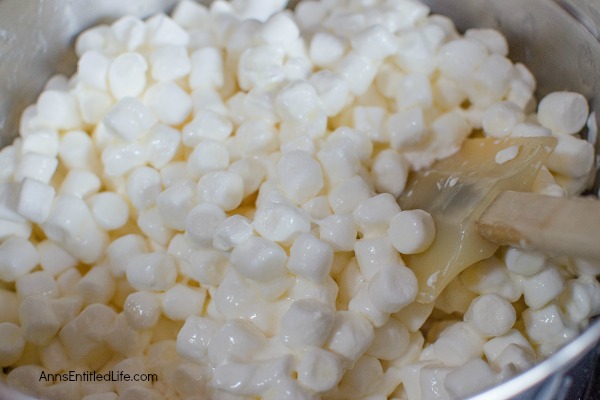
0, 1, 599, 399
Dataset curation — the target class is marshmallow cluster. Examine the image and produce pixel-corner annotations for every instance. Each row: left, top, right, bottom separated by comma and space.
0, 0, 598, 400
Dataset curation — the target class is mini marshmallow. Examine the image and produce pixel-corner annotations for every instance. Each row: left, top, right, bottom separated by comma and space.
309, 70, 351, 117
156, 180, 196, 231
253, 202, 312, 244
433, 322, 484, 366
144, 124, 181, 169
0, 237, 39, 282
0, 322, 26, 367
503, 248, 546, 276
393, 301, 434, 333
38, 240, 77, 277
521, 263, 565, 310
14, 152, 58, 184
437, 38, 488, 83
143, 82, 192, 126
337, 52, 378, 95
351, 25, 398, 61
280, 299, 335, 348
353, 106, 388, 143
328, 175, 373, 215
126, 252, 178, 291
108, 15, 146, 51
523, 303, 575, 345
103, 97, 158, 142
77, 88, 114, 125
348, 285, 390, 327
59, 130, 98, 170
234, 119, 278, 156
183, 110, 233, 147
388, 107, 426, 150
185, 202, 227, 247
187, 139, 229, 180
124, 291, 161, 330
107, 235, 148, 278
302, 195, 332, 220
366, 318, 410, 361
151, 45, 191, 82
59, 169, 101, 199
238, 45, 285, 91
74, 266, 116, 305
482, 101, 525, 138
163, 284, 206, 321
297, 347, 344, 393
16, 177, 55, 223
371, 149, 410, 197
464, 294, 516, 337
77, 50, 110, 90
213, 215, 254, 251
208, 319, 268, 366
146, 13, 189, 46
325, 310, 375, 362
537, 91, 589, 135
231, 236, 287, 282
189, 47, 225, 90
108, 53, 147, 99
483, 329, 535, 364
19, 295, 61, 345
317, 141, 361, 185
56, 268, 82, 296
36, 90, 82, 130
277, 150, 324, 205
559, 277, 600, 325
467, 54, 514, 107
368, 263, 418, 313
126, 166, 162, 211
337, 354, 383, 398
275, 81, 326, 131
465, 28, 508, 56
21, 129, 60, 157
87, 192, 129, 231
396, 73, 433, 110
258, 11, 299, 48
288, 233, 333, 284
197, 170, 244, 212
309, 32, 347, 67
352, 193, 401, 237
460, 256, 523, 302
544, 133, 595, 179
444, 358, 497, 399
186, 248, 229, 286
15, 271, 59, 300
493, 342, 536, 372
354, 236, 400, 281
319, 214, 357, 251
388, 209, 436, 254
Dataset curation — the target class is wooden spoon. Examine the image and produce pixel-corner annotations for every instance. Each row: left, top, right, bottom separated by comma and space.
398, 136, 600, 303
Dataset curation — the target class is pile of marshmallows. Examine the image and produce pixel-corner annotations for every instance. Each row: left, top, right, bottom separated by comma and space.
1, 0, 600, 399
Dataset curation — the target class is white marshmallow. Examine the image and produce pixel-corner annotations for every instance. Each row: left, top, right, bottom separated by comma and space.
185, 202, 227, 247
146, 14, 190, 47
74, 266, 116, 305
104, 97, 157, 142
87, 192, 129, 231
126, 252, 178, 291
280, 299, 335, 348
437, 38, 488, 83
108, 53, 147, 99
187, 139, 229, 180
523, 303, 575, 346
277, 150, 324, 205
309, 70, 351, 117
19, 295, 61, 345
368, 263, 418, 313
108, 15, 146, 52
208, 319, 268, 366
503, 248, 546, 276
388, 209, 436, 254
197, 170, 244, 212
107, 234, 148, 278
354, 236, 400, 281
483, 329, 535, 364
434, 322, 484, 366
353, 106, 388, 143
21, 129, 60, 157
59, 169, 101, 199
559, 276, 600, 325
126, 166, 162, 211
537, 92, 589, 135
183, 110, 233, 147
275, 81, 326, 134
77, 86, 114, 125
193, 87, 228, 115
231, 236, 287, 282
371, 149, 410, 197
144, 124, 181, 169
288, 233, 333, 284
14, 152, 58, 184
388, 107, 426, 150
444, 358, 497, 399
352, 193, 401, 237
238, 45, 285, 91
259, 12, 299, 48
213, 215, 254, 251
393, 301, 434, 333
319, 214, 357, 251
16, 177, 55, 223
189, 47, 224, 89
325, 311, 375, 362
521, 263, 565, 310
151, 45, 191, 82
328, 176, 373, 215
465, 28, 508, 56
253, 202, 312, 244
337, 52, 378, 95
351, 25, 398, 61
36, 90, 82, 130
163, 284, 206, 321
59, 130, 98, 170
366, 318, 410, 361
482, 101, 525, 138
56, 268, 82, 296
460, 256, 523, 302
186, 248, 229, 286
16, 271, 59, 299
0, 322, 26, 367
143, 82, 192, 126
234, 119, 278, 156
544, 133, 595, 179
156, 180, 196, 231
123, 291, 161, 330
309, 32, 347, 67
468, 54, 514, 107
396, 73, 433, 110
302, 195, 332, 220
172, 0, 209, 29
337, 354, 383, 398
297, 347, 344, 393
0, 237, 39, 282
78, 50, 110, 90
317, 141, 361, 185
464, 294, 516, 337
38, 240, 77, 277
348, 285, 390, 327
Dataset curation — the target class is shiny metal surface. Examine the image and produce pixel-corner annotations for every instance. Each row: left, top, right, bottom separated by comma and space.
0, 1, 599, 400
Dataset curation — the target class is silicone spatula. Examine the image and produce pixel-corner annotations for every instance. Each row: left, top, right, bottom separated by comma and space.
397, 136, 600, 303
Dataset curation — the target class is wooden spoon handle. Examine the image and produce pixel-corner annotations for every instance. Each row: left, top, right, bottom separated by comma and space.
476, 190, 600, 260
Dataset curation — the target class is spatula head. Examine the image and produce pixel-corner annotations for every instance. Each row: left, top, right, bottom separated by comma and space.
398, 136, 557, 303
